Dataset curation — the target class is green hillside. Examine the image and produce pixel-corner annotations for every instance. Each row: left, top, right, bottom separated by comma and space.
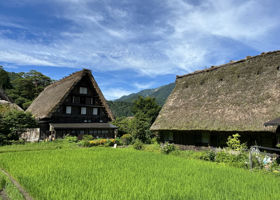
107, 101, 133, 117
116, 82, 175, 106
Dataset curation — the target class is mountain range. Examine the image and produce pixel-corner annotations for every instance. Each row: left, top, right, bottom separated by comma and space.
107, 82, 175, 117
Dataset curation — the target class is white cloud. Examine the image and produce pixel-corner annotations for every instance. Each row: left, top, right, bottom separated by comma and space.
133, 82, 155, 90
0, 0, 279, 77
102, 88, 135, 100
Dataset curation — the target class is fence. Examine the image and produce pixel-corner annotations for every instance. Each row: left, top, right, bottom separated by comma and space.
248, 145, 280, 170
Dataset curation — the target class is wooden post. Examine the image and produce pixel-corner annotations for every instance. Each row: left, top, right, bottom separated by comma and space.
249, 148, 252, 170
114, 129, 118, 139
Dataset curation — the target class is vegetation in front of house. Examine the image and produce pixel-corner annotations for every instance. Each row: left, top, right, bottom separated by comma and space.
0, 108, 37, 145
0, 148, 280, 200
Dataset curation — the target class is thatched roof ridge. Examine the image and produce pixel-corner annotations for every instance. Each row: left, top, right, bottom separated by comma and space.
151, 50, 280, 132
27, 69, 114, 120
176, 50, 280, 79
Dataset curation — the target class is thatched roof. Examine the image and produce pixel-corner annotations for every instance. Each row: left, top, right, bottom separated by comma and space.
0, 100, 23, 111
27, 69, 114, 120
151, 50, 280, 132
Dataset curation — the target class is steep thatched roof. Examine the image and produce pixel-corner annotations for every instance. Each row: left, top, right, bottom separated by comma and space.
151, 50, 280, 132
27, 69, 114, 120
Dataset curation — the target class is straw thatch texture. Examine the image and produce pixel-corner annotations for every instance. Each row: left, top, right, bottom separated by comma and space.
0, 100, 23, 111
151, 51, 280, 132
27, 69, 114, 120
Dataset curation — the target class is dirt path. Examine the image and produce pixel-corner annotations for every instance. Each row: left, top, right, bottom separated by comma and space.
0, 189, 9, 200
0, 169, 33, 200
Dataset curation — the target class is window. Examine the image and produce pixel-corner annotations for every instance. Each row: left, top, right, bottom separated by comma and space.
66, 106, 71, 114
81, 107, 87, 115
102, 130, 108, 134
93, 108, 98, 115
90, 98, 93, 104
80, 87, 88, 94
80, 130, 85, 134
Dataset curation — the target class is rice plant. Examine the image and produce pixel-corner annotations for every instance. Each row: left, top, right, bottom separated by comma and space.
0, 148, 279, 200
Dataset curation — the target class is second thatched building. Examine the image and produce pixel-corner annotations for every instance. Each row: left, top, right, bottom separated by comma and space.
151, 51, 280, 147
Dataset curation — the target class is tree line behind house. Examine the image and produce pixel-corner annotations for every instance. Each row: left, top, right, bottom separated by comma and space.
0, 66, 172, 117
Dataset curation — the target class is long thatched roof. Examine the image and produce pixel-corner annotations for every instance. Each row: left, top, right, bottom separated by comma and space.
27, 69, 114, 120
151, 50, 280, 132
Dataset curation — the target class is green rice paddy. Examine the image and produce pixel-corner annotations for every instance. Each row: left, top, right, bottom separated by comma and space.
0, 147, 279, 200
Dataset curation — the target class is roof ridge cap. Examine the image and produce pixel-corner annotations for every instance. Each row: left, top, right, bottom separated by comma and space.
176, 50, 280, 79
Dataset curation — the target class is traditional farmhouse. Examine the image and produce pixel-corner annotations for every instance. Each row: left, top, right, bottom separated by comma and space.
27, 69, 116, 139
151, 51, 280, 147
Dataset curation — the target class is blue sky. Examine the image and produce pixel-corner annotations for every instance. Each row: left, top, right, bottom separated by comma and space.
0, 0, 280, 100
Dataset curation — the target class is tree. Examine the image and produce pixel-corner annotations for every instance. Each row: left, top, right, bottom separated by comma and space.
6, 70, 52, 109
131, 112, 152, 143
1, 110, 37, 143
0, 66, 12, 89
112, 116, 134, 136
131, 96, 161, 143
132, 96, 161, 124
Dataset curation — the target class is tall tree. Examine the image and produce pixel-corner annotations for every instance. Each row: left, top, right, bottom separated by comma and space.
0, 66, 12, 89
131, 96, 161, 143
6, 70, 52, 109
132, 96, 161, 124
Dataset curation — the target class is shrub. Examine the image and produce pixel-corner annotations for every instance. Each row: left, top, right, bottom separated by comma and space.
79, 139, 116, 147
151, 137, 159, 144
10, 139, 25, 145
144, 144, 161, 153
105, 139, 115, 147
161, 142, 176, 154
82, 135, 93, 141
133, 139, 144, 150
64, 135, 78, 143
121, 134, 132, 145
226, 134, 247, 151
198, 150, 216, 161
215, 150, 248, 168
78, 140, 90, 147
114, 138, 123, 146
